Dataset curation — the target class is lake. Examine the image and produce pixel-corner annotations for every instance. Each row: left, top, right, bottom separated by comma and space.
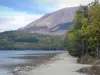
0, 50, 66, 75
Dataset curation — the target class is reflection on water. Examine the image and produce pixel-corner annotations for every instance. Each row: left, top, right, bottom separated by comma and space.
0, 50, 66, 75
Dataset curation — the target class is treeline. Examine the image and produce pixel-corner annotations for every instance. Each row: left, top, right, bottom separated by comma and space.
64, 0, 100, 58
0, 31, 64, 50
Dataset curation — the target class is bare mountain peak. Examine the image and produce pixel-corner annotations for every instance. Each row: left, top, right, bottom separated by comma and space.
19, 7, 79, 35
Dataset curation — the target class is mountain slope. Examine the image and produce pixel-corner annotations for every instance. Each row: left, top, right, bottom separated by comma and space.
0, 31, 64, 50
19, 7, 79, 35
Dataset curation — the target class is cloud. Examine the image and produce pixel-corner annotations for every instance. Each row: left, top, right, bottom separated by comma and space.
0, 6, 43, 32
57, 0, 94, 8
46, 0, 94, 12
0, 0, 95, 32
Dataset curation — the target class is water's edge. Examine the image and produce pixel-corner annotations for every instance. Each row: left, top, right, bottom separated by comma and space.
9, 53, 59, 75
0, 50, 66, 75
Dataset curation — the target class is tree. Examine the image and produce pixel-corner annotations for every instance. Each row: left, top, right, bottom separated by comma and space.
64, 0, 100, 58
86, 2, 100, 58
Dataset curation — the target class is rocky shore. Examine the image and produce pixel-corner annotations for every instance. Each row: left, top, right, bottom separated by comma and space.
9, 54, 58, 75
10, 53, 91, 75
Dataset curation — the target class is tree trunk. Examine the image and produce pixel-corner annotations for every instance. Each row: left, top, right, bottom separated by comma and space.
96, 44, 99, 59
85, 40, 88, 55
82, 40, 85, 56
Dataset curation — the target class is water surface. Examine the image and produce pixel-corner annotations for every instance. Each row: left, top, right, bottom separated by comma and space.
0, 50, 66, 75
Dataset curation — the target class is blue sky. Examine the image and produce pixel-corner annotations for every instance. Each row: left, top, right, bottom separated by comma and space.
0, 0, 57, 14
0, 0, 94, 32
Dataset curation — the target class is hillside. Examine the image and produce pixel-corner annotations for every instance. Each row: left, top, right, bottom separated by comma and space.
0, 31, 64, 50
19, 7, 79, 35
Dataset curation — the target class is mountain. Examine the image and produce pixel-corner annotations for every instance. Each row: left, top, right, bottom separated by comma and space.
19, 7, 79, 35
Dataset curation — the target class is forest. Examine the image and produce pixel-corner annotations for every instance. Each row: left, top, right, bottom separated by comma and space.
0, 31, 64, 50
64, 0, 100, 58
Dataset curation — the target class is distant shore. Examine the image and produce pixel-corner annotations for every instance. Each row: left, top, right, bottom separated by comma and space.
11, 53, 91, 75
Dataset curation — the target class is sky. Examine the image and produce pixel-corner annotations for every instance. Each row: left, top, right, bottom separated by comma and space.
0, 0, 94, 32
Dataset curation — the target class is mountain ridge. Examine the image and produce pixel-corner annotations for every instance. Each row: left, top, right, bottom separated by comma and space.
19, 7, 79, 35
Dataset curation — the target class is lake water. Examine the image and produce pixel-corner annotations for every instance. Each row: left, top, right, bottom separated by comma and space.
0, 50, 66, 75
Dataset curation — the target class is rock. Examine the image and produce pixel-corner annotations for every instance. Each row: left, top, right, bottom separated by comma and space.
77, 67, 90, 74
89, 65, 100, 75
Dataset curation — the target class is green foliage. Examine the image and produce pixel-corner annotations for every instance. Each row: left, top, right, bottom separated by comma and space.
0, 31, 64, 50
13, 36, 39, 43
64, 0, 100, 57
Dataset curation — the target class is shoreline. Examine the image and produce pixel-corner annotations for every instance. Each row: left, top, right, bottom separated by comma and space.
9, 53, 59, 75
11, 53, 90, 75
